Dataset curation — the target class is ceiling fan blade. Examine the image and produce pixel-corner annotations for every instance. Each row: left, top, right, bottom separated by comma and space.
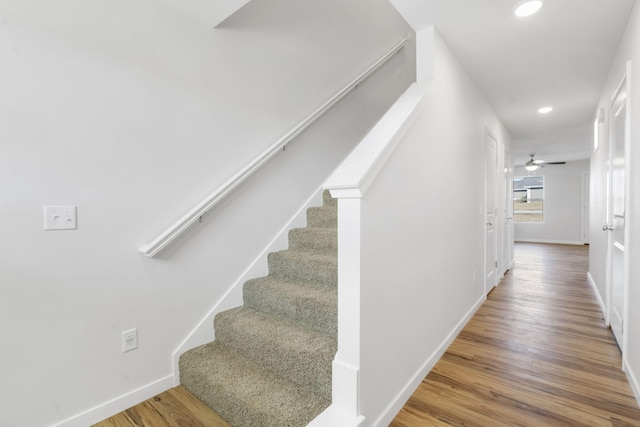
545, 161, 566, 165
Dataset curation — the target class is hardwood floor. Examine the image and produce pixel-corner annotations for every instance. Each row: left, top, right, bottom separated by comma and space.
96, 243, 640, 427
391, 243, 640, 426
92, 387, 230, 427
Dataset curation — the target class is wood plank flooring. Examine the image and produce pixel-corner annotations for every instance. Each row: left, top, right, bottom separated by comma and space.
391, 243, 640, 426
92, 386, 230, 427
95, 243, 639, 427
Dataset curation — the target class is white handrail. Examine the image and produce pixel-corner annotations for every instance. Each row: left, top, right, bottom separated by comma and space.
139, 37, 410, 257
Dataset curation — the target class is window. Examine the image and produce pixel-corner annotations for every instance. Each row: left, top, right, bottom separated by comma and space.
513, 175, 544, 222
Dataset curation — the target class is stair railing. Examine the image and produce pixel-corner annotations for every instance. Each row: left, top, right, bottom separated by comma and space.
139, 37, 409, 257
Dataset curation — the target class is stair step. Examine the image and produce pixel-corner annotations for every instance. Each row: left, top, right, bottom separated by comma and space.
288, 227, 337, 253
180, 342, 330, 427
268, 250, 337, 287
322, 189, 337, 207
243, 276, 337, 337
306, 205, 337, 228
214, 307, 336, 400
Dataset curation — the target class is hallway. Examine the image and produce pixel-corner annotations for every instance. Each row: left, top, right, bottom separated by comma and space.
391, 243, 640, 426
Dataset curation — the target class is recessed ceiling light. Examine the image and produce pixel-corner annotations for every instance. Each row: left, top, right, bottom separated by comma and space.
538, 106, 553, 114
514, 0, 543, 17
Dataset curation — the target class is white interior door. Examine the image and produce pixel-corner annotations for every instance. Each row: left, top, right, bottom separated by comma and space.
605, 67, 630, 354
485, 131, 498, 294
582, 172, 590, 244
503, 150, 514, 271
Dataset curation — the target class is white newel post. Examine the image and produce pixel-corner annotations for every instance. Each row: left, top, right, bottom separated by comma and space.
330, 190, 364, 423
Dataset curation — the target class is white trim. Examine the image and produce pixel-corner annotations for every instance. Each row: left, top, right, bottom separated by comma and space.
514, 238, 584, 245
171, 188, 324, 384
325, 81, 429, 196
139, 38, 409, 257
581, 171, 590, 244
621, 60, 631, 371
484, 128, 499, 296
587, 272, 607, 322
371, 295, 485, 427
624, 359, 640, 408
331, 197, 363, 419
49, 375, 173, 427
307, 405, 365, 427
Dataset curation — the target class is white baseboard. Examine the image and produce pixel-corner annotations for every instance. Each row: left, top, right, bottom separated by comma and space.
515, 239, 584, 245
624, 359, 640, 409
371, 294, 486, 427
171, 187, 325, 385
307, 405, 365, 427
587, 272, 607, 322
50, 375, 174, 427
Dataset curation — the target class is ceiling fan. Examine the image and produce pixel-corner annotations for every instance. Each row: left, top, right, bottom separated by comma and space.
524, 153, 565, 171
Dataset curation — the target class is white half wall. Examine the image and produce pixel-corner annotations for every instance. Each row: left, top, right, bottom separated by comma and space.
350, 32, 512, 426
0, 1, 415, 425
514, 160, 590, 245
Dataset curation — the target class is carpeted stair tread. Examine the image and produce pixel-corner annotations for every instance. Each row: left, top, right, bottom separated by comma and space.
306, 205, 337, 228
179, 342, 330, 427
214, 306, 335, 399
268, 249, 337, 287
179, 192, 338, 426
288, 227, 337, 253
243, 276, 337, 336
322, 190, 337, 207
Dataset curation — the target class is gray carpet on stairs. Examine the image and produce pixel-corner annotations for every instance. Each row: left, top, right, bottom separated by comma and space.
180, 191, 337, 427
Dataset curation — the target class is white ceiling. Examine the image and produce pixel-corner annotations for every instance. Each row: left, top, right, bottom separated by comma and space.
389, 0, 636, 165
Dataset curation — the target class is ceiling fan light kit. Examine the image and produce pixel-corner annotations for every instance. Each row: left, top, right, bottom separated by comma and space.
524, 153, 566, 171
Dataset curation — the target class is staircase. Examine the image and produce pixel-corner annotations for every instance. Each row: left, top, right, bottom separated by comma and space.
179, 191, 338, 427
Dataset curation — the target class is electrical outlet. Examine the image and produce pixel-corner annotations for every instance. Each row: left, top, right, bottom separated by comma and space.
122, 328, 138, 353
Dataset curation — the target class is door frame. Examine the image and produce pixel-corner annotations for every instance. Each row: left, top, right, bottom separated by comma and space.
605, 61, 631, 367
504, 149, 515, 270
581, 171, 590, 245
484, 128, 499, 296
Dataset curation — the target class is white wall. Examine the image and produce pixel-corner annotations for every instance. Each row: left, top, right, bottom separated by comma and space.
590, 1, 640, 404
0, 1, 415, 425
514, 160, 590, 245
355, 31, 512, 426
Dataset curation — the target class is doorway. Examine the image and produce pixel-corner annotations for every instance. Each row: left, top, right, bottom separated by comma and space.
582, 171, 590, 244
503, 150, 514, 270
605, 62, 631, 359
485, 130, 499, 295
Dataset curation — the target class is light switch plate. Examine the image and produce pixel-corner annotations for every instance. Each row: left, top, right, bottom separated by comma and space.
44, 205, 77, 230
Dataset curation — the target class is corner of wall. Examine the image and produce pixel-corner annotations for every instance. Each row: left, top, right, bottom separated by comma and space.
156, 0, 251, 27
416, 27, 434, 83
624, 360, 640, 409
